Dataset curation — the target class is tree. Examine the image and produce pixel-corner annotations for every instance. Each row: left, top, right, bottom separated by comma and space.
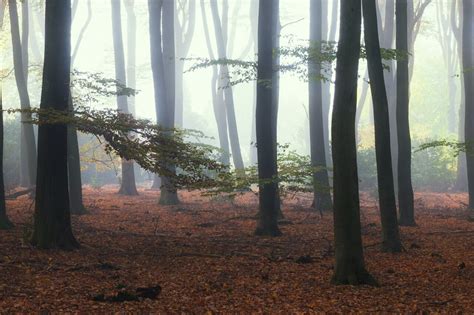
148, 0, 180, 205
0, 1, 13, 230
175, 0, 196, 127
254, 0, 281, 237
8, 0, 37, 188
363, 0, 402, 252
331, 0, 377, 285
200, 0, 230, 165
209, 0, 245, 173
396, 0, 416, 226
463, 0, 474, 210
68, 0, 92, 215
124, 0, 137, 116
309, 0, 332, 212
31, 0, 79, 249
111, 0, 139, 196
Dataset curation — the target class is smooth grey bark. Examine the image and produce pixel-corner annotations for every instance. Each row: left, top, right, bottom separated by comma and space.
111, 0, 138, 196
175, 0, 196, 127
148, 0, 180, 205
463, 0, 474, 209
249, 0, 259, 165
209, 0, 245, 172
124, 0, 137, 116
331, 0, 377, 286
9, 0, 37, 189
396, 0, 416, 226
254, 0, 281, 237
32, 0, 78, 249
363, 0, 402, 252
200, 0, 230, 165
452, 1, 468, 191
309, 0, 332, 212
321, 0, 338, 170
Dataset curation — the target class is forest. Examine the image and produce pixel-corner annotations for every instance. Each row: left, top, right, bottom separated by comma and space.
0, 0, 474, 312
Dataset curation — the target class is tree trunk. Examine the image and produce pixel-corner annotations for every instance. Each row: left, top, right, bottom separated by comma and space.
254, 0, 281, 237
111, 0, 138, 196
0, 3, 11, 229
463, 0, 474, 210
363, 0, 402, 252
396, 0, 416, 226
31, 0, 78, 249
9, 0, 37, 188
124, 0, 137, 116
331, 0, 377, 286
200, 0, 230, 165
309, 0, 332, 212
67, 0, 92, 215
175, 0, 196, 127
209, 0, 245, 172
148, 0, 179, 205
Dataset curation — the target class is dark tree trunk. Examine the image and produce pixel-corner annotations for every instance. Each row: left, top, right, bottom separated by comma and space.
111, 0, 139, 196
0, 86, 13, 230
463, 0, 474, 210
309, 0, 332, 212
396, 0, 416, 226
210, 0, 245, 172
363, 0, 402, 252
331, 0, 377, 286
254, 0, 281, 237
148, 0, 180, 205
9, 0, 37, 188
0, 2, 11, 229
31, 0, 78, 249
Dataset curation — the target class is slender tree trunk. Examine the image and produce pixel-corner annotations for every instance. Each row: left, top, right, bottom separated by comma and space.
148, 0, 179, 205
249, 0, 259, 165
68, 0, 92, 215
210, 0, 245, 172
9, 0, 37, 188
463, 0, 474, 210
331, 0, 377, 286
363, 0, 402, 252
396, 0, 415, 226
175, 0, 196, 127
124, 0, 137, 116
200, 0, 230, 165
0, 2, 11, 229
111, 0, 138, 196
31, 0, 78, 250
309, 0, 332, 212
254, 0, 281, 237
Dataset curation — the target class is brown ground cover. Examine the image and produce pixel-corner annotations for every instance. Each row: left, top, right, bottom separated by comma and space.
0, 187, 473, 313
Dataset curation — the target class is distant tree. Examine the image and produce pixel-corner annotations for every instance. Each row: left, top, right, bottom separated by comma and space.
111, 0, 139, 196
68, 0, 92, 215
31, 0, 78, 249
309, 0, 332, 212
148, 0, 180, 205
363, 0, 402, 252
331, 0, 377, 285
8, 0, 37, 188
209, 0, 245, 173
200, 0, 230, 165
463, 0, 474, 209
254, 0, 281, 237
396, 0, 416, 226
123, 0, 137, 116
175, 0, 196, 127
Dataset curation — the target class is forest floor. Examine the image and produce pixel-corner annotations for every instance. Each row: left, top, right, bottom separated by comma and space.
1, 186, 474, 313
